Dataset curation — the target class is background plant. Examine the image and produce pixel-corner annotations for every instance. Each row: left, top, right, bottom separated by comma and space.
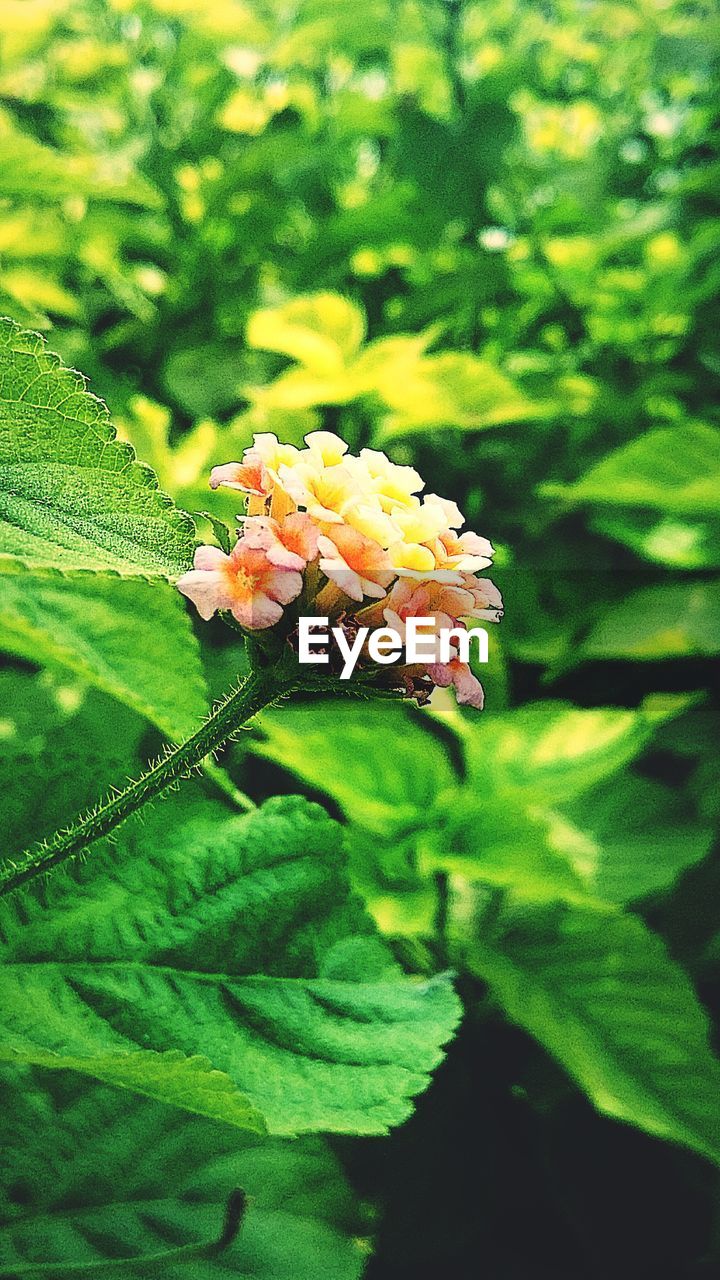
1, 0, 719, 1276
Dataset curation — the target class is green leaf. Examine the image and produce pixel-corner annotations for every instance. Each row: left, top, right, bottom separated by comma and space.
542, 424, 720, 566
0, 109, 162, 207
466, 901, 720, 1165
461, 701, 663, 805
343, 824, 441, 939
244, 297, 373, 409
252, 701, 689, 926
243, 296, 543, 433
577, 581, 720, 660
162, 343, 251, 418
247, 293, 366, 373
247, 365, 365, 410
0, 266, 80, 323
548, 775, 714, 904
423, 800, 592, 907
0, 317, 195, 577
251, 699, 459, 934
543, 423, 720, 516
591, 508, 720, 570
423, 702, 704, 911
423, 769, 711, 911
375, 351, 548, 438
253, 699, 458, 836
0, 1069, 366, 1279
0, 668, 149, 864
0, 794, 460, 1135
0, 562, 209, 740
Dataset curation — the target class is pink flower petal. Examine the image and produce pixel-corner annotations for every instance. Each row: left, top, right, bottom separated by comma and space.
194, 544, 229, 571
449, 660, 485, 709
281, 512, 320, 562
179, 534, 302, 630
210, 460, 269, 495
231, 592, 284, 630
458, 531, 494, 558
460, 574, 504, 619
320, 525, 393, 585
319, 543, 365, 602
242, 513, 318, 570
427, 661, 453, 689
177, 569, 231, 620
357, 576, 389, 599
243, 517, 305, 570
385, 577, 415, 614
263, 565, 304, 605
427, 658, 484, 708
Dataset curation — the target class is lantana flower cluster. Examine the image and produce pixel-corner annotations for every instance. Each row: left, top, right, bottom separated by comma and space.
177, 431, 502, 708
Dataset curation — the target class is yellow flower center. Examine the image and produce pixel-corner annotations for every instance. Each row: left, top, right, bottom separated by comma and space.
235, 567, 256, 593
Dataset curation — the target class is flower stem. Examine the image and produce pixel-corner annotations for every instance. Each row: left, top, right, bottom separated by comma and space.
0, 670, 289, 900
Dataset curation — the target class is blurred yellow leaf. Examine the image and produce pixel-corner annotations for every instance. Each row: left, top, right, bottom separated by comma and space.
247, 293, 366, 373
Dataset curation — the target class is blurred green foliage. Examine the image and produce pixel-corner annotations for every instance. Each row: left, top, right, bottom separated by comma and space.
1, 0, 719, 1275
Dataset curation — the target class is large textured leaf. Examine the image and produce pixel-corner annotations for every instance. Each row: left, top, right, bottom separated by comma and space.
0, 671, 260, 1132
0, 1069, 365, 1280
0, 317, 195, 576
0, 794, 460, 1135
0, 562, 209, 740
466, 901, 720, 1165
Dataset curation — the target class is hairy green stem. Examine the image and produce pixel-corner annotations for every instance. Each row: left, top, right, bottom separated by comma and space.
0, 669, 290, 899
0, 1190, 247, 1276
